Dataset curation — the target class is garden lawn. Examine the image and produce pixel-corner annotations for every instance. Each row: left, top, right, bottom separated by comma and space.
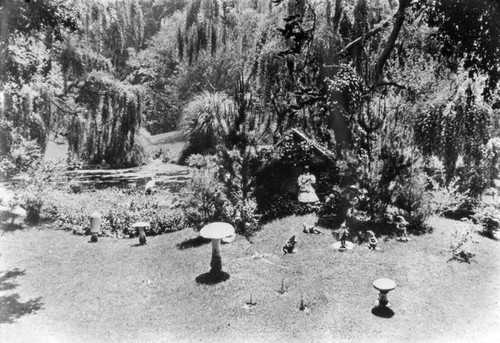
0, 215, 499, 343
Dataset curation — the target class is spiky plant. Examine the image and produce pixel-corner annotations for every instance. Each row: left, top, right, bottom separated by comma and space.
179, 91, 235, 163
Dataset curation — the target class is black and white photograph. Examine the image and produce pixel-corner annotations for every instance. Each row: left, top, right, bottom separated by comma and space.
1, 0, 499, 342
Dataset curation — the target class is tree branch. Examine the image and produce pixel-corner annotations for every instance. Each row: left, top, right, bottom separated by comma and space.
332, 0, 343, 33
336, 15, 394, 57
372, 0, 412, 83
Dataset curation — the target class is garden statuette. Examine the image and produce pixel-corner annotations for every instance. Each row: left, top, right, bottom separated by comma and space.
200, 222, 235, 275
297, 165, 319, 203
332, 222, 354, 251
90, 212, 101, 242
302, 223, 324, 235
367, 230, 378, 250
283, 235, 298, 254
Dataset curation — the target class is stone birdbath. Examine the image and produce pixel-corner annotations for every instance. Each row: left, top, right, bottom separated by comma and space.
200, 222, 235, 275
373, 278, 396, 307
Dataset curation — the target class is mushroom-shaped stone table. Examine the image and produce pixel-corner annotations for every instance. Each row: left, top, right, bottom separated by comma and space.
1, 205, 26, 224
132, 222, 150, 245
373, 278, 396, 307
89, 212, 101, 242
199, 222, 235, 275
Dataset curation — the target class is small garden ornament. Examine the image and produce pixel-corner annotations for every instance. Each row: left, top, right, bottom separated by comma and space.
297, 165, 319, 203
302, 223, 324, 235
367, 230, 378, 250
283, 235, 298, 254
396, 215, 409, 242
145, 180, 156, 195
332, 222, 354, 251
338, 222, 349, 249
200, 222, 235, 275
89, 212, 101, 243
278, 278, 287, 294
132, 222, 150, 245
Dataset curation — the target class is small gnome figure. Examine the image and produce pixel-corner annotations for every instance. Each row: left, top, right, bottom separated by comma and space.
338, 222, 349, 249
396, 215, 409, 241
283, 235, 298, 254
367, 230, 378, 250
302, 223, 324, 235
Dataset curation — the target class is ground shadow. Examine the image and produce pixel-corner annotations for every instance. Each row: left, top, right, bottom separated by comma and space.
0, 269, 26, 291
130, 243, 147, 247
371, 306, 395, 318
0, 222, 24, 234
177, 236, 210, 250
195, 271, 230, 285
0, 294, 43, 324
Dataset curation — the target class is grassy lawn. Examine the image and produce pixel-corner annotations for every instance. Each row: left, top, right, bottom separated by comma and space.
1, 214, 499, 343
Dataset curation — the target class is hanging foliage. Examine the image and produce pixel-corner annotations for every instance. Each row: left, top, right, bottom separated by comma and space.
414, 80, 494, 194
76, 71, 145, 167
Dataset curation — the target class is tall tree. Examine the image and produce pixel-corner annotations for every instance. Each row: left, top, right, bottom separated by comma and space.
420, 0, 500, 98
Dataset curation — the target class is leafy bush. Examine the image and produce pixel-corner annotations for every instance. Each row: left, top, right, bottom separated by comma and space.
151, 147, 175, 163
182, 155, 229, 230
43, 188, 186, 238
317, 185, 352, 224
393, 169, 433, 231
428, 162, 470, 216
482, 137, 500, 187
183, 150, 264, 237
259, 193, 314, 221
0, 132, 43, 180
14, 161, 67, 224
68, 181, 82, 194
472, 204, 500, 239
448, 227, 476, 263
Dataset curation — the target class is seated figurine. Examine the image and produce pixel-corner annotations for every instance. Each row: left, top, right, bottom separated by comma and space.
338, 222, 349, 249
283, 235, 298, 254
366, 230, 378, 250
302, 223, 324, 235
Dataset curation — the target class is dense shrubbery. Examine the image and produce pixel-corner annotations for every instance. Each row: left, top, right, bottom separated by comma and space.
43, 188, 186, 238
182, 154, 229, 230
183, 152, 262, 237
472, 204, 500, 239
259, 193, 314, 221
0, 132, 43, 180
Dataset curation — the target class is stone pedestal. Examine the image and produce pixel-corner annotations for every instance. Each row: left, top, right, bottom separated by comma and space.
90, 212, 101, 243
132, 222, 150, 245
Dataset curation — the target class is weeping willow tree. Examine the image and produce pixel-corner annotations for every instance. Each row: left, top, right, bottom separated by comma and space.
73, 0, 145, 73
74, 71, 146, 167
55, 0, 148, 167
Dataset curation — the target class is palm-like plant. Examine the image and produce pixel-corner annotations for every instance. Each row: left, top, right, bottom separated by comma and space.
179, 91, 235, 163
